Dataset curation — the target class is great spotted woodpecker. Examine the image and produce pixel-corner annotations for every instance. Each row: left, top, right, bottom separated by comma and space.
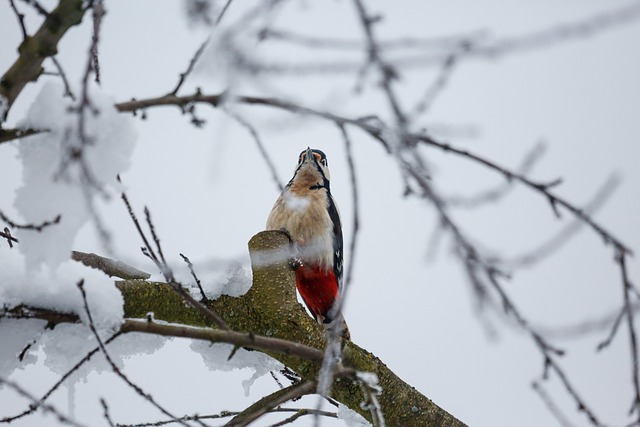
266, 148, 349, 339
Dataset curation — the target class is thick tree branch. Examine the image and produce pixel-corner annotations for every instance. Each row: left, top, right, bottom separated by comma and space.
14, 231, 465, 426
116, 231, 466, 426
0, 0, 84, 121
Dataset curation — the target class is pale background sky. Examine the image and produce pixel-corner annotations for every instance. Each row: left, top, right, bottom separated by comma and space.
1, 1, 640, 426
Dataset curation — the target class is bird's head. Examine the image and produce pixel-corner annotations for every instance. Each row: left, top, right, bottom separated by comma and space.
288, 147, 331, 190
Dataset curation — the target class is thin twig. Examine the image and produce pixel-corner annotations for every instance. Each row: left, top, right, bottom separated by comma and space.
443, 141, 547, 208
215, 0, 235, 25
409, 53, 459, 119
532, 381, 578, 427
597, 306, 627, 351
132, 203, 228, 329
258, 27, 486, 51
144, 207, 169, 268
90, 0, 105, 84
0, 210, 61, 232
116, 90, 631, 257
121, 319, 324, 363
339, 124, 360, 293
413, 131, 632, 255
76, 280, 190, 427
117, 408, 335, 427
171, 38, 210, 96
352, 0, 408, 130
0, 376, 87, 427
618, 250, 640, 419
50, 56, 76, 100
18, 0, 49, 17
8, 0, 28, 40
1, 227, 18, 248
506, 173, 619, 269
223, 108, 283, 191
179, 253, 207, 300
224, 381, 316, 427
101, 398, 117, 427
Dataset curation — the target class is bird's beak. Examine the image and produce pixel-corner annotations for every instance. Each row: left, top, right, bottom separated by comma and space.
304, 147, 314, 162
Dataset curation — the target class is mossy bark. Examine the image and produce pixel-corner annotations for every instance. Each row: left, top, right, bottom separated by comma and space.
117, 231, 467, 426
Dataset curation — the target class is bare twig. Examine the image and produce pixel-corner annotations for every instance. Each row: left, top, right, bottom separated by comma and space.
267, 408, 338, 427
339, 124, 360, 293
90, 0, 105, 84
101, 398, 117, 427
121, 319, 324, 363
117, 91, 631, 258
235, 2, 640, 76
443, 141, 547, 209
532, 381, 578, 427
116, 408, 335, 427
618, 250, 640, 419
144, 207, 169, 268
18, 0, 50, 17
128, 202, 228, 329
9, 0, 28, 40
413, 132, 632, 255
50, 56, 76, 100
0, 210, 61, 232
225, 380, 316, 427
597, 306, 626, 351
0, 127, 45, 144
0, 376, 87, 427
77, 280, 190, 427
1, 227, 18, 248
409, 53, 459, 119
0, 328, 113, 424
170, 38, 210, 96
258, 27, 486, 51
179, 253, 207, 300
352, 0, 408, 131
117, 411, 239, 427
223, 108, 283, 191
507, 174, 619, 269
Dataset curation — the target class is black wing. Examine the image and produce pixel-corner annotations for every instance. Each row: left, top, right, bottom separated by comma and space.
327, 193, 343, 287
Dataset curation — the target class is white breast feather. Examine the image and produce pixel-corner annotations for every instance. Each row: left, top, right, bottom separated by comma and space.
267, 190, 334, 270
284, 193, 311, 212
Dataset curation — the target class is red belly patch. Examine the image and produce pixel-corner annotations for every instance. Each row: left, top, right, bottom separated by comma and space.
295, 264, 339, 323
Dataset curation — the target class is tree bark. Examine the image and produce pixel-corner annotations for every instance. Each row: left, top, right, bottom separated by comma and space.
117, 231, 467, 426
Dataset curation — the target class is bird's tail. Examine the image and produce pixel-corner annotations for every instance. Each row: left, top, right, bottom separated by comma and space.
325, 312, 350, 341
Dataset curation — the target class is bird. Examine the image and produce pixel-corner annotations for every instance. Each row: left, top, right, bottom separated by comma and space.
266, 147, 349, 339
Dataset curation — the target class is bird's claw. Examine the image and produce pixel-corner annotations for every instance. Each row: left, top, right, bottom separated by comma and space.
288, 257, 303, 270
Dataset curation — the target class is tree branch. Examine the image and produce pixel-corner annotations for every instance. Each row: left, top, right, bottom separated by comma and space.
14, 231, 465, 426
71, 250, 151, 280
116, 231, 466, 426
0, 0, 85, 121
225, 380, 316, 427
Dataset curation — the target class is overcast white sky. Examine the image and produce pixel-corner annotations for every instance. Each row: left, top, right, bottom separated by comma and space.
1, 1, 640, 426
